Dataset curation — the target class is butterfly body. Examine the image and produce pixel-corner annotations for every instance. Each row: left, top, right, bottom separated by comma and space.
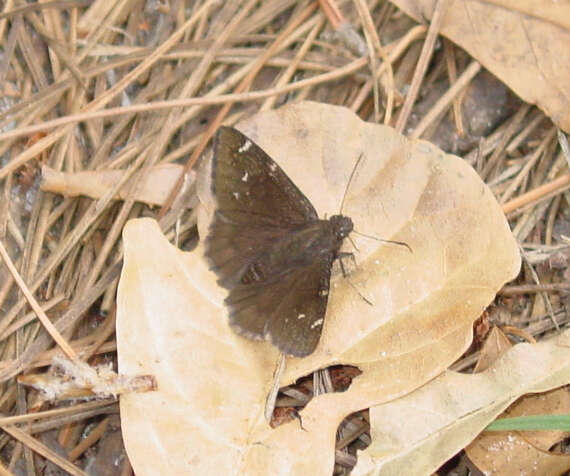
236, 216, 352, 285
204, 126, 353, 356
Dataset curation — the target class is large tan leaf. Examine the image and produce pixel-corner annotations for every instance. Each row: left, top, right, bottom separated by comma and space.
391, 0, 570, 132
117, 102, 520, 475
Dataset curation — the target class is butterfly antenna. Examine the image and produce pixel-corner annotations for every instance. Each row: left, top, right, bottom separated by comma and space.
352, 230, 413, 253
339, 153, 364, 215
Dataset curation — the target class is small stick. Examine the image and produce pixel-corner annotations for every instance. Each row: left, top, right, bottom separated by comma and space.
354, 0, 395, 124
558, 129, 570, 166
499, 283, 570, 295
317, 0, 343, 29
1, 425, 88, 476
502, 325, 536, 344
265, 354, 286, 423
502, 173, 570, 215
481, 104, 532, 180
500, 126, 557, 204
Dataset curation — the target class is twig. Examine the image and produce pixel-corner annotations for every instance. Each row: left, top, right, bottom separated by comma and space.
558, 129, 570, 167
0, 400, 114, 427
502, 173, 570, 215
68, 417, 109, 461
354, 0, 380, 121
318, 0, 343, 29
354, 0, 395, 124
265, 354, 286, 422
499, 283, 570, 295
1, 425, 88, 476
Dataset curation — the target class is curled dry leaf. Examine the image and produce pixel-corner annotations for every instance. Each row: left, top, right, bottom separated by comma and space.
473, 325, 513, 373
352, 330, 570, 476
465, 328, 570, 476
466, 387, 570, 476
41, 164, 193, 207
117, 102, 520, 475
391, 0, 570, 132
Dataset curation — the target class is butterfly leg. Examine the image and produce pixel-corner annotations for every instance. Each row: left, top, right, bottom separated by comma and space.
337, 252, 374, 306
337, 251, 356, 278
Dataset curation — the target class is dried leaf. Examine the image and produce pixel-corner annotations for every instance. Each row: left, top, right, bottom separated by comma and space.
41, 164, 192, 207
466, 388, 570, 476
352, 331, 570, 476
473, 325, 512, 373
117, 102, 520, 475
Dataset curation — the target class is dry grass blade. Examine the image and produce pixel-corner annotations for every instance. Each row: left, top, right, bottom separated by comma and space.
394, 0, 449, 133
1, 426, 88, 476
0, 242, 77, 361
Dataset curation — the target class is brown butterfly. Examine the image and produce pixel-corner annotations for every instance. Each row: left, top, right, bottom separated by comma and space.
204, 127, 353, 356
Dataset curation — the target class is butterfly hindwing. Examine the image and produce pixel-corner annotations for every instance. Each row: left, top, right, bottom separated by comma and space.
225, 254, 333, 356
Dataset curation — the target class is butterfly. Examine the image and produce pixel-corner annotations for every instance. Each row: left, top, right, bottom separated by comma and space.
204, 126, 353, 357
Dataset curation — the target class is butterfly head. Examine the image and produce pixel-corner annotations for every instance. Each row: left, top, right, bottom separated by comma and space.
329, 215, 354, 240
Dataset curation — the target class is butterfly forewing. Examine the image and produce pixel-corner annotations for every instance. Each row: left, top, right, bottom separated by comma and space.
207, 127, 319, 286
211, 127, 318, 225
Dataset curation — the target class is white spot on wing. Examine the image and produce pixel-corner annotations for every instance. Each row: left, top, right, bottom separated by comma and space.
232, 192, 239, 200
269, 163, 277, 172
238, 140, 252, 153
297, 313, 306, 320
241, 171, 249, 182
310, 318, 323, 329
